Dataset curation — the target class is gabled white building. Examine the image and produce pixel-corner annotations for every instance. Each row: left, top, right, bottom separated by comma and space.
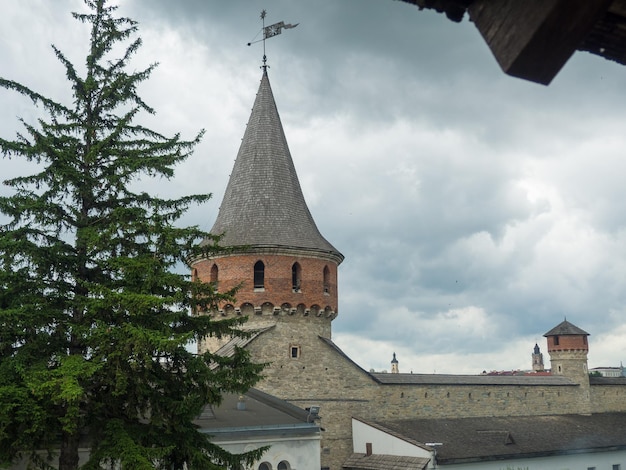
349, 414, 626, 470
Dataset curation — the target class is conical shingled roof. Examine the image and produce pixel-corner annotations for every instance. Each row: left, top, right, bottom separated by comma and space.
543, 319, 590, 337
207, 69, 343, 262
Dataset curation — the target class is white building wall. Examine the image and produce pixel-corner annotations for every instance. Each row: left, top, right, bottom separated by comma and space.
214, 433, 321, 470
352, 418, 432, 459
8, 434, 320, 470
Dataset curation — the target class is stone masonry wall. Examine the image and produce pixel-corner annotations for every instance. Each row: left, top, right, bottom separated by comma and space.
246, 320, 377, 470
371, 383, 587, 420
590, 384, 626, 413
248, 329, 626, 470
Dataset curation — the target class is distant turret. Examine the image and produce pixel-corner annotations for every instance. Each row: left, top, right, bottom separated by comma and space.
532, 343, 544, 372
391, 352, 399, 374
544, 319, 589, 377
544, 319, 591, 413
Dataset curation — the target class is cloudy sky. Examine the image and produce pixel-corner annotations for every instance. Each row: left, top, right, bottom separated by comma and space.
2, 1, 626, 374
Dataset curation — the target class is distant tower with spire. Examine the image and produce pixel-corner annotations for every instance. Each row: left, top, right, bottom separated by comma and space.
391, 353, 399, 374
532, 343, 544, 372
190, 68, 343, 357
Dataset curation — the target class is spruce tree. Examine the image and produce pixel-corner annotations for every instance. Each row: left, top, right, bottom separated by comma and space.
0, 1, 264, 468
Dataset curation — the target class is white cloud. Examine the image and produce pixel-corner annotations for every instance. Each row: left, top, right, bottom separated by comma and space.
2, 0, 626, 375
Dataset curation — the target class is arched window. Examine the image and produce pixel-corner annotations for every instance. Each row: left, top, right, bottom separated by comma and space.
254, 261, 265, 289
292, 262, 302, 292
210, 264, 218, 284
277, 462, 291, 470
323, 265, 330, 294
258, 463, 272, 470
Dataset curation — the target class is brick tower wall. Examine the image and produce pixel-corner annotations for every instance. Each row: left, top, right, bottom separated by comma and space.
192, 251, 339, 353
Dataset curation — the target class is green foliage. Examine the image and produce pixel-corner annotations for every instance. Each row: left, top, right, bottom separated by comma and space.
0, 1, 264, 468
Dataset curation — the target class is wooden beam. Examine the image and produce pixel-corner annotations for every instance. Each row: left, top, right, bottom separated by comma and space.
468, 0, 612, 85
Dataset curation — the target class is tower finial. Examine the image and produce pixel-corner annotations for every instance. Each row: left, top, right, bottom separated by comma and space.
261, 10, 268, 70
247, 10, 299, 70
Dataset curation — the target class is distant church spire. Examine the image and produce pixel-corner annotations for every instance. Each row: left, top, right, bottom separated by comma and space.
391, 352, 399, 374
532, 343, 544, 372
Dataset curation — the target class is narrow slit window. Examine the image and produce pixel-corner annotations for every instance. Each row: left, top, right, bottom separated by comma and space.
323, 266, 330, 294
254, 261, 265, 289
292, 262, 301, 292
210, 264, 218, 284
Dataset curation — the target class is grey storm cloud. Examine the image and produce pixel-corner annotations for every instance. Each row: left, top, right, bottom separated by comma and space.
2, 0, 626, 373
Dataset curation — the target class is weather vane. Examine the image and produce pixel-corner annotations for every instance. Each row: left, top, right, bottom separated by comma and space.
247, 10, 299, 69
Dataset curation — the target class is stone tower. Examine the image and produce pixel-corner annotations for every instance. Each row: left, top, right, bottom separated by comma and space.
543, 319, 591, 412
191, 68, 344, 355
532, 343, 544, 372
544, 319, 590, 380
544, 320, 591, 414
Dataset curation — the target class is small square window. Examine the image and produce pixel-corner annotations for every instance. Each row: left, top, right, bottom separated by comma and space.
290, 345, 300, 359
613, 465, 621, 470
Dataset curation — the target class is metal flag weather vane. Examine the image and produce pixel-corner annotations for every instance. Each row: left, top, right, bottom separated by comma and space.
247, 10, 299, 68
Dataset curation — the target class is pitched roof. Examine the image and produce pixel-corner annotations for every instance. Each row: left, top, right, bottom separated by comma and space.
370, 372, 575, 386
544, 319, 590, 337
343, 453, 429, 470
195, 388, 316, 431
590, 376, 626, 385
209, 326, 273, 370
318, 337, 575, 386
206, 69, 343, 262
367, 413, 626, 464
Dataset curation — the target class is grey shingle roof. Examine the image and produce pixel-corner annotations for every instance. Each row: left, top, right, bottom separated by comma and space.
367, 413, 626, 464
209, 326, 273, 370
589, 376, 626, 385
206, 70, 343, 262
370, 372, 575, 386
544, 319, 590, 337
343, 453, 429, 470
195, 388, 316, 431
317, 337, 576, 386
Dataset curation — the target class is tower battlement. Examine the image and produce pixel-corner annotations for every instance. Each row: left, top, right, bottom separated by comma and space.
206, 303, 337, 320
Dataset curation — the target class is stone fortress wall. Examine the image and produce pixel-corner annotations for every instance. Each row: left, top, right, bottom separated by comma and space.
193, 250, 626, 470
236, 314, 626, 470
191, 263, 626, 470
